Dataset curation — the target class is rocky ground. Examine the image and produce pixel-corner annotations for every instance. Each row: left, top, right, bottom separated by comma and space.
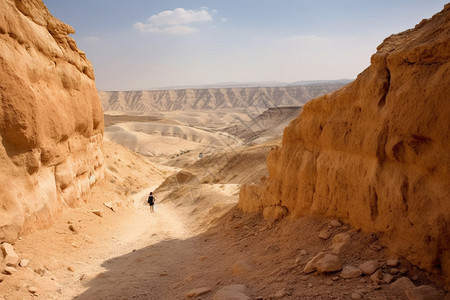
0, 139, 448, 300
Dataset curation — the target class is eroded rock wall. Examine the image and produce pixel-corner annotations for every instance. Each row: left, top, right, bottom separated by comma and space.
239, 5, 450, 278
0, 0, 104, 242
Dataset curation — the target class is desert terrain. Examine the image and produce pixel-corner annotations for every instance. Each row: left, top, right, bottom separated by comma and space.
1, 1, 449, 300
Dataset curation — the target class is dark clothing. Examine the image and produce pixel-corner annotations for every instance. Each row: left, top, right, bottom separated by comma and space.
148, 195, 155, 205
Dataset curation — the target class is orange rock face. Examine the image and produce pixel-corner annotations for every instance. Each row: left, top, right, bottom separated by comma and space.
239, 5, 450, 278
0, 0, 104, 242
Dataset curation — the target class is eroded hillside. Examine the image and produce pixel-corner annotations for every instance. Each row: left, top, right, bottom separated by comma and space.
99, 85, 345, 112
0, 0, 104, 242
240, 4, 450, 280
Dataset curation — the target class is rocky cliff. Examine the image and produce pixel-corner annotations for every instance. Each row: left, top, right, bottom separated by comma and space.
239, 5, 450, 279
0, 0, 104, 242
99, 85, 345, 112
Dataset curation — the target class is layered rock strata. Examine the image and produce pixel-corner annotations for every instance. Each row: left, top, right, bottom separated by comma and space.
239, 5, 450, 278
0, 0, 104, 242
99, 85, 345, 112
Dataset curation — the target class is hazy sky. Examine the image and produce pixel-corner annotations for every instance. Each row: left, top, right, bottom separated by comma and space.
42, 0, 447, 91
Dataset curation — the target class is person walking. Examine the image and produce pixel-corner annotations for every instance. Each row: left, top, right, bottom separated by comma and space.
148, 191, 155, 213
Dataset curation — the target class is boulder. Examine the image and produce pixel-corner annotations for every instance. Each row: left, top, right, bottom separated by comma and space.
1, 243, 19, 267
341, 265, 362, 279
359, 260, 379, 275
405, 285, 443, 300
214, 284, 250, 300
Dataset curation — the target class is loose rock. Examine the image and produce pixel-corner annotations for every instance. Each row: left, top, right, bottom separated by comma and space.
304, 252, 326, 273
91, 210, 103, 217
214, 284, 250, 300
185, 287, 211, 298
28, 286, 38, 294
330, 220, 342, 227
386, 259, 399, 267
19, 259, 30, 268
341, 265, 362, 279
351, 293, 362, 300
405, 285, 443, 300
319, 229, 331, 240
331, 233, 351, 254
359, 260, 379, 275
1, 243, 19, 267
315, 254, 343, 273
3, 266, 17, 275
390, 276, 415, 292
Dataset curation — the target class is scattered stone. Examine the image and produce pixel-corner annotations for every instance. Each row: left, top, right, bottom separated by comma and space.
91, 210, 103, 217
68, 224, 78, 233
386, 259, 399, 267
359, 260, 379, 275
330, 220, 342, 227
315, 254, 343, 273
67, 266, 75, 272
294, 257, 301, 265
390, 268, 399, 275
410, 273, 419, 281
400, 268, 409, 275
300, 249, 307, 256
331, 233, 351, 254
28, 286, 38, 294
1, 243, 19, 267
185, 287, 211, 298
3, 266, 17, 275
80, 272, 98, 283
332, 276, 340, 281
214, 284, 250, 300
103, 202, 116, 212
269, 288, 290, 299
341, 265, 362, 279
405, 285, 443, 300
383, 273, 394, 284
19, 259, 30, 268
306, 283, 313, 288
390, 276, 415, 292
351, 293, 362, 300
325, 279, 333, 286
304, 252, 326, 273
370, 269, 384, 283
319, 229, 331, 240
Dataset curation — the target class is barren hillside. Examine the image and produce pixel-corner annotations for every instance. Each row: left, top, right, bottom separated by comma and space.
99, 85, 345, 112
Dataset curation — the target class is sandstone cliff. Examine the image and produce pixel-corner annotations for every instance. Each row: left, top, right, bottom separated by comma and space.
0, 0, 104, 242
239, 5, 450, 279
99, 85, 345, 112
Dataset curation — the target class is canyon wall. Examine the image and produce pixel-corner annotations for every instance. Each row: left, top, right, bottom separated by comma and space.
99, 85, 345, 112
0, 0, 105, 242
239, 5, 450, 278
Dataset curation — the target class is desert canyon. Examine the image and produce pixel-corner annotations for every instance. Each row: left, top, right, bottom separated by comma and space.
0, 1, 449, 300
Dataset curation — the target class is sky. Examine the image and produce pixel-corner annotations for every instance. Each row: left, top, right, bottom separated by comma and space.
42, 0, 448, 91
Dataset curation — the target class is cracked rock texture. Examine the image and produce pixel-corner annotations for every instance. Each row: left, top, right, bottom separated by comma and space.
0, 0, 104, 242
239, 5, 450, 279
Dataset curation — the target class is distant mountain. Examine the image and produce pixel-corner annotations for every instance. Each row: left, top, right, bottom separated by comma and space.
99, 83, 348, 112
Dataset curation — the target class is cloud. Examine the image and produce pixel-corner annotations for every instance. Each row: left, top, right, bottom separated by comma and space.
135, 8, 212, 34
221, 18, 228, 22
134, 23, 198, 34
212, 9, 218, 13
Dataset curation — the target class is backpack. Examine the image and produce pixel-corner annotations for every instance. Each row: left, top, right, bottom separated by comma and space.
148, 195, 154, 204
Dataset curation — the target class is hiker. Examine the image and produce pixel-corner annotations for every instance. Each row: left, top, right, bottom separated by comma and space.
148, 192, 155, 213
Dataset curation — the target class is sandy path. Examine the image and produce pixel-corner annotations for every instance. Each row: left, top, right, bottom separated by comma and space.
62, 186, 195, 299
